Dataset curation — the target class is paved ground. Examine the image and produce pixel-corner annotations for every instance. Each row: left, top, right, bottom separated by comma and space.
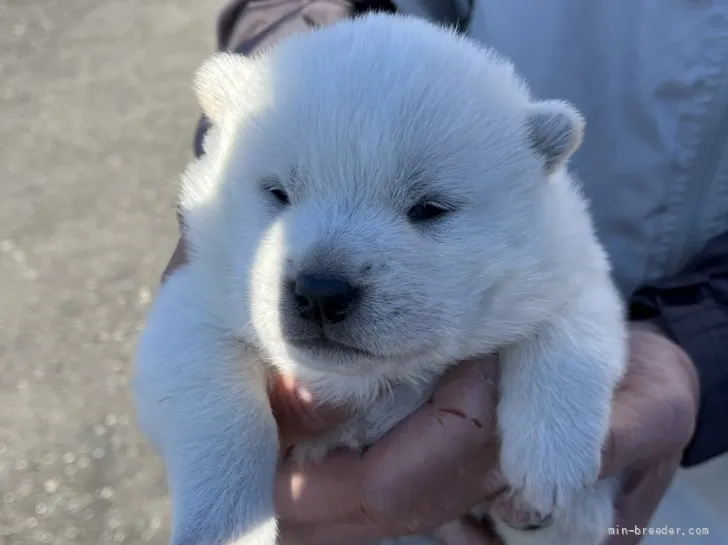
0, 1, 225, 543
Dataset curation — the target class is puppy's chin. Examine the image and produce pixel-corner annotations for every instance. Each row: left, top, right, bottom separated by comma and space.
279, 336, 450, 387
282, 337, 385, 376
288, 336, 378, 359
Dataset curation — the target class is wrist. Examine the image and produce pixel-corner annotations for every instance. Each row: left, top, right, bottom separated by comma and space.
629, 318, 664, 336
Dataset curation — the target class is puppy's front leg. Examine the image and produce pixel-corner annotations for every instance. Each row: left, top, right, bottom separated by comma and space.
133, 268, 279, 545
497, 283, 626, 518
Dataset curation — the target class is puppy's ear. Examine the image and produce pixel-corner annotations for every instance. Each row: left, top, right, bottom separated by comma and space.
193, 52, 254, 125
525, 100, 585, 175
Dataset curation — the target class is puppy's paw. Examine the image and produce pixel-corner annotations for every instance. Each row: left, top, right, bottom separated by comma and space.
488, 485, 551, 531
498, 415, 602, 516
497, 330, 617, 517
490, 477, 617, 545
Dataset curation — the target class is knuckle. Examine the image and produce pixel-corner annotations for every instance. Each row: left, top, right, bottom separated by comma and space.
360, 480, 432, 536
673, 392, 698, 447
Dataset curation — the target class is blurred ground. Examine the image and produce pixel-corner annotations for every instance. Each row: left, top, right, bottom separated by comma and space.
0, 1, 224, 543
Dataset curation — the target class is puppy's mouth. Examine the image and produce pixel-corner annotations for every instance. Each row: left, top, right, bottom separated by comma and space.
287, 335, 378, 358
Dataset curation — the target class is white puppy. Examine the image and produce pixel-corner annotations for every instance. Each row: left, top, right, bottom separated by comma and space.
133, 13, 626, 545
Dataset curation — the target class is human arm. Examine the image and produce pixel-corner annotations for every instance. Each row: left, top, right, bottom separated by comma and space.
158, 224, 699, 545
192, 0, 396, 157
630, 230, 728, 466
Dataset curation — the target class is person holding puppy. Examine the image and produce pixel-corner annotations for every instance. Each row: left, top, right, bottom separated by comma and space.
163, 1, 728, 543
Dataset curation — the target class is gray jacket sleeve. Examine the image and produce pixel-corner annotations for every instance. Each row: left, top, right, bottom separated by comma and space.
194, 0, 396, 156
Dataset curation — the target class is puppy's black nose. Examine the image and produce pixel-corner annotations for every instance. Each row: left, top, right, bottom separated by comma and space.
293, 274, 360, 324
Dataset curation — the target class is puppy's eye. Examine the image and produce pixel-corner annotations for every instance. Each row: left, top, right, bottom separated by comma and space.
268, 187, 290, 205
407, 201, 450, 222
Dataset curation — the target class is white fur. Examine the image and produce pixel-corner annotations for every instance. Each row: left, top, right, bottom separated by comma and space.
133, 14, 627, 545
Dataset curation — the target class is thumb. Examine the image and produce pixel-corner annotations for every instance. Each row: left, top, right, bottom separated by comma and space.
271, 373, 350, 448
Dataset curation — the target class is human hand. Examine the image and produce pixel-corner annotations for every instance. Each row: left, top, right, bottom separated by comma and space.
273, 358, 505, 545
160, 238, 699, 545
272, 322, 699, 545
596, 322, 699, 544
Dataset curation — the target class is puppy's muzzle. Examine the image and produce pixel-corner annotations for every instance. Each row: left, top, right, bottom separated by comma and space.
291, 273, 361, 325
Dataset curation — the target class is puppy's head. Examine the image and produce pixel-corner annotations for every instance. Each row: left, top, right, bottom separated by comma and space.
184, 14, 585, 383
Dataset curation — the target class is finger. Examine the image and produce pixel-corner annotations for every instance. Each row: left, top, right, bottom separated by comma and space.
279, 522, 380, 545
606, 454, 682, 545
276, 357, 504, 535
434, 517, 505, 545
361, 358, 504, 529
600, 328, 698, 477
276, 448, 371, 528
271, 373, 350, 448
